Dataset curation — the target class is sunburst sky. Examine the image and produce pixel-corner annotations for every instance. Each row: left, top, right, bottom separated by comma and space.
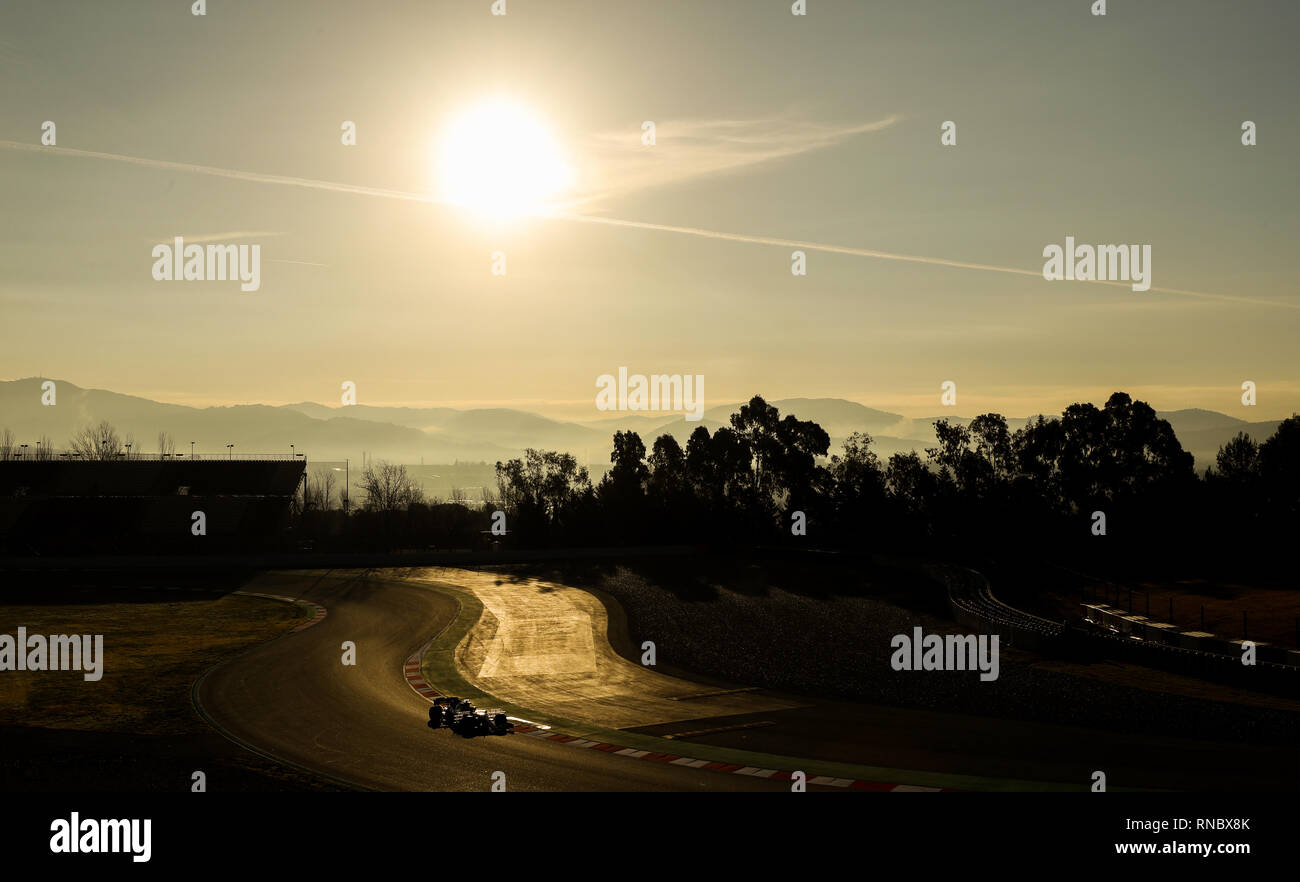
2, 0, 1298, 421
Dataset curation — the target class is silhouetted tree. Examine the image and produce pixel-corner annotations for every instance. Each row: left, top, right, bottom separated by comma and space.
826, 431, 887, 542
1258, 415, 1300, 520
886, 451, 940, 524
359, 460, 424, 512
495, 449, 593, 543
603, 431, 649, 495
970, 413, 1014, 483
598, 431, 650, 541
307, 468, 337, 511
1012, 415, 1066, 507
647, 434, 688, 500
69, 420, 122, 460
730, 395, 830, 525
33, 435, 55, 460
1215, 432, 1258, 479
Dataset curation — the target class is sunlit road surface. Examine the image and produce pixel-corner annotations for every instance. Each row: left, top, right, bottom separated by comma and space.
196, 569, 798, 791
402, 567, 1300, 792
407, 568, 804, 730
196, 566, 1300, 792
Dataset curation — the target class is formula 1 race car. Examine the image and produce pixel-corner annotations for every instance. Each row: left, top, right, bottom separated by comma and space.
427, 697, 514, 737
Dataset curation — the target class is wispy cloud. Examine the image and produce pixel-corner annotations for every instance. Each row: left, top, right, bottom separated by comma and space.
560, 114, 901, 209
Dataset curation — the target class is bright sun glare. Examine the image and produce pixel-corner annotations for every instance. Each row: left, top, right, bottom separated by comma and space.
436, 100, 573, 221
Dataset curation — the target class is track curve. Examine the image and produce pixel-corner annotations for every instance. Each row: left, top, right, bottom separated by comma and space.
195, 569, 795, 791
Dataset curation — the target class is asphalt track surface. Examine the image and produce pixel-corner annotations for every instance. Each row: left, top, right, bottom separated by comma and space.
426, 568, 807, 727
196, 569, 802, 791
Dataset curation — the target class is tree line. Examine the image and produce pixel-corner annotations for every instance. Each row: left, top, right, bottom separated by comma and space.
5, 396, 1297, 571
488, 393, 1299, 576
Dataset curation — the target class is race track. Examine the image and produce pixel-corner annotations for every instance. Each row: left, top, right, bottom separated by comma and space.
195, 569, 805, 791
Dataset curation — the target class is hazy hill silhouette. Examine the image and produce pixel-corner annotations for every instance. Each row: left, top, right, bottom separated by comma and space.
0, 378, 1272, 468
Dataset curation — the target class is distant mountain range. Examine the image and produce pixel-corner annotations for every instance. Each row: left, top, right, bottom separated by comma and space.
0, 378, 1286, 471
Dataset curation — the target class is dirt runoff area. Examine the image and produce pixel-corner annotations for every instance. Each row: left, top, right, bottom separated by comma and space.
0, 573, 345, 791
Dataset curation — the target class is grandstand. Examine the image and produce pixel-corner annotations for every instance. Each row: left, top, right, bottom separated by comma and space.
0, 456, 305, 555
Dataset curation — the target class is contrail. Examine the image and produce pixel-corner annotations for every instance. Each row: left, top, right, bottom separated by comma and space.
0, 139, 443, 205
4, 139, 1295, 310
556, 213, 1047, 277
267, 258, 330, 268
549, 212, 1299, 309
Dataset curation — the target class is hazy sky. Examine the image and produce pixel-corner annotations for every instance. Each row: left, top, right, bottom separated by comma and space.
2, 0, 1298, 422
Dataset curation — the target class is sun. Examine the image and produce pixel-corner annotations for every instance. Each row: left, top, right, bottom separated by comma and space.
435, 99, 573, 221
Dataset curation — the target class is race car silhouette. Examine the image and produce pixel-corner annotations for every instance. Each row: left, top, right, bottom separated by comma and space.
427, 697, 514, 737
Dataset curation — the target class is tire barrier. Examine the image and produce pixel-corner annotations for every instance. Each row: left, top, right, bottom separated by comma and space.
937, 564, 1065, 653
